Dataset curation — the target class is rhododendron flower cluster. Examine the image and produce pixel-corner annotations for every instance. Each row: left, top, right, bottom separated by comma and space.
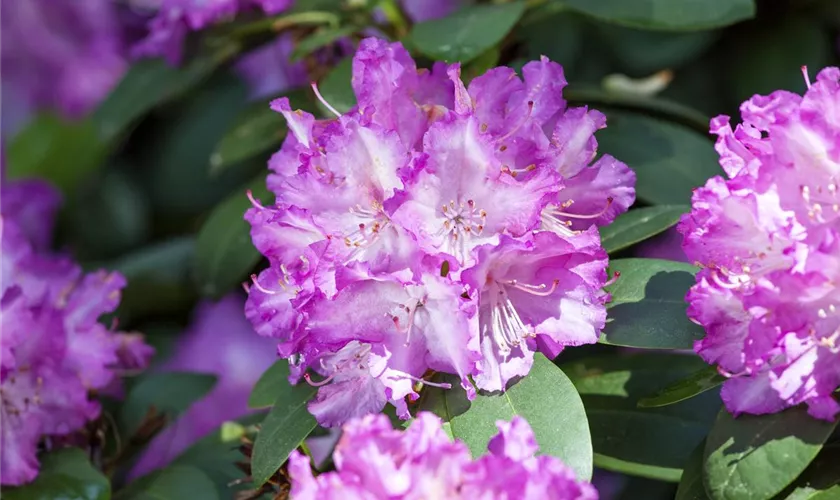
679, 67, 840, 421
245, 38, 635, 427
289, 412, 598, 499
0, 179, 153, 486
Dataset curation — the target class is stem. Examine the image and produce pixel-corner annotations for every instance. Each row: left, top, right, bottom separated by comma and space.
229, 11, 341, 39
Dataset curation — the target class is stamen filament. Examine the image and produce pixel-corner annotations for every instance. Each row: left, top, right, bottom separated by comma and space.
496, 101, 534, 143
311, 81, 342, 118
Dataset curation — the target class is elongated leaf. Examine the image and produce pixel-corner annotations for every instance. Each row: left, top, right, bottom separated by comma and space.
601, 258, 704, 349
638, 365, 725, 408
194, 177, 271, 298
562, 354, 721, 482
600, 205, 688, 254
4, 448, 110, 500
94, 49, 234, 141
120, 372, 217, 436
7, 114, 107, 194
675, 441, 709, 500
316, 57, 355, 116
116, 465, 218, 500
597, 110, 721, 206
703, 408, 839, 500
251, 379, 318, 485
210, 89, 312, 173
562, 0, 755, 31
407, 2, 526, 63
433, 354, 592, 480
249, 360, 291, 409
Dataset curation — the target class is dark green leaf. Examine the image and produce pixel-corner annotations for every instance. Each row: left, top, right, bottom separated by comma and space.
675, 441, 709, 500
781, 445, 840, 500
6, 114, 108, 194
171, 413, 266, 497
562, 354, 721, 482
600, 205, 688, 254
597, 110, 721, 205
601, 258, 704, 349
519, 9, 583, 74
407, 2, 526, 63
194, 177, 271, 298
638, 365, 725, 408
93, 49, 235, 141
703, 408, 839, 500
109, 237, 197, 322
598, 25, 719, 74
3, 448, 110, 500
120, 372, 217, 436
430, 354, 593, 480
115, 465, 218, 500
315, 57, 355, 117
251, 378, 318, 485
249, 360, 293, 409
141, 72, 255, 216
210, 89, 312, 173
291, 26, 358, 61
561, 0, 755, 31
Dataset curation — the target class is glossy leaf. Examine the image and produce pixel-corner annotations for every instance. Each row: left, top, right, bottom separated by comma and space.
210, 89, 312, 173
562, 354, 721, 482
249, 360, 292, 409
115, 465, 218, 500
638, 365, 725, 408
703, 408, 839, 500
315, 57, 355, 117
601, 258, 704, 349
120, 371, 217, 436
6, 114, 107, 194
3, 448, 110, 500
600, 205, 689, 254
193, 177, 272, 298
407, 2, 526, 63
250, 378, 318, 485
597, 110, 721, 205
562, 0, 755, 31
429, 354, 593, 480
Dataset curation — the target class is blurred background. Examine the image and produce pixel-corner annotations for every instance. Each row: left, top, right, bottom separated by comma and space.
2, 0, 839, 498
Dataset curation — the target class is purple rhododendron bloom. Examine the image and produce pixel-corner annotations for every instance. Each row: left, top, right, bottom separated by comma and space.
288, 412, 598, 499
1, 0, 129, 126
678, 66, 840, 421
131, 294, 276, 478
1, 179, 153, 486
245, 37, 634, 427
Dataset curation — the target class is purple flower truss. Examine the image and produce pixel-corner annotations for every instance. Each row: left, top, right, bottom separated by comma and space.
288, 412, 598, 499
679, 66, 840, 421
244, 38, 635, 427
0, 180, 154, 486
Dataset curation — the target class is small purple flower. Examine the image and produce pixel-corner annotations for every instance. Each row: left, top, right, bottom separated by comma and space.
288, 412, 597, 499
0, 179, 153, 486
679, 66, 840, 421
245, 38, 633, 427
